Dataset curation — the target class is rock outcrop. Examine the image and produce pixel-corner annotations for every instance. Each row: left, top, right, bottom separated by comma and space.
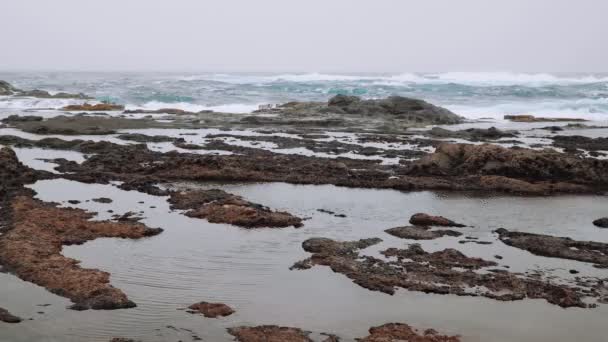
0, 195, 162, 310
593, 218, 608, 228
404, 143, 608, 194
168, 189, 303, 228
293, 237, 592, 308
62, 103, 124, 111
496, 228, 608, 268
188, 301, 234, 318
256, 95, 463, 125
0, 80, 91, 99
227, 326, 313, 342
359, 323, 460, 342
409, 213, 466, 227
0, 307, 22, 323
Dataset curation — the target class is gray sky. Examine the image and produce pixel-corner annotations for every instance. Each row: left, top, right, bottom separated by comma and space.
1, 0, 606, 72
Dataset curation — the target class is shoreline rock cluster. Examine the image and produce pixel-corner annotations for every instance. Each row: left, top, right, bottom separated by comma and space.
292, 236, 595, 308
168, 189, 303, 228
0, 80, 91, 99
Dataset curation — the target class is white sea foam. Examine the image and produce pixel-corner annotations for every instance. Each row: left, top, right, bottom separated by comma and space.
446, 97, 608, 121
0, 96, 88, 110
126, 101, 259, 113
175, 72, 608, 87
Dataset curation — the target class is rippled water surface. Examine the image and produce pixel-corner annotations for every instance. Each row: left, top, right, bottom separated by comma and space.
2, 179, 608, 342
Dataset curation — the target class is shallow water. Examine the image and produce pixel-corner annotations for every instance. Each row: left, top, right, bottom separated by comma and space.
2, 179, 608, 341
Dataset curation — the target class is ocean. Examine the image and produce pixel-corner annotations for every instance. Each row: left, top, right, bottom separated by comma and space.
1, 71, 608, 120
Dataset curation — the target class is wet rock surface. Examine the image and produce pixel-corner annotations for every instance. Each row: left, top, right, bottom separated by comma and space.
409, 213, 466, 227
385, 226, 462, 240
6, 115, 162, 135
496, 228, 608, 267
187, 301, 235, 318
593, 218, 608, 228
168, 189, 303, 228
294, 237, 593, 308
256, 95, 463, 126
552, 135, 608, 152
0, 195, 162, 310
0, 147, 46, 195
0, 307, 22, 323
227, 325, 314, 342
403, 143, 608, 194
428, 126, 517, 141
504, 115, 586, 122
358, 323, 460, 342
62, 103, 125, 111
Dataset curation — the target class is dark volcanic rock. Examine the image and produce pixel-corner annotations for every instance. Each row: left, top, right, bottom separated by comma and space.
1, 115, 43, 123
0, 147, 45, 195
168, 189, 303, 228
0, 195, 162, 310
0, 307, 22, 323
404, 143, 608, 194
428, 127, 517, 141
359, 323, 460, 342
496, 228, 608, 268
257, 95, 463, 125
92, 197, 113, 204
409, 213, 466, 227
385, 226, 462, 240
188, 301, 234, 318
553, 135, 608, 152
7, 115, 159, 135
294, 237, 591, 308
593, 218, 608, 228
117, 133, 179, 143
0, 80, 91, 99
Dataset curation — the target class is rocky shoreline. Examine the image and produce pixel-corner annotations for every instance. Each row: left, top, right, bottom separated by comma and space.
2, 86, 608, 340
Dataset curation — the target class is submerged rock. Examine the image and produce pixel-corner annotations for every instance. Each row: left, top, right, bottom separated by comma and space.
385, 226, 462, 240
0, 195, 162, 310
188, 301, 234, 318
593, 218, 608, 228
409, 213, 466, 227
168, 189, 303, 228
0, 307, 22, 323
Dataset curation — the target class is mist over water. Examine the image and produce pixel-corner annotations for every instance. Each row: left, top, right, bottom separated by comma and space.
1, 71, 608, 120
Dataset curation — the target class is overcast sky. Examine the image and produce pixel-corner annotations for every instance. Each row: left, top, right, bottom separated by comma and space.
1, 0, 606, 72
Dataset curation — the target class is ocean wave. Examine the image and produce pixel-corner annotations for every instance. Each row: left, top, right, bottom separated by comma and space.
174, 72, 608, 87
0, 96, 87, 110
446, 97, 608, 120
126, 101, 259, 113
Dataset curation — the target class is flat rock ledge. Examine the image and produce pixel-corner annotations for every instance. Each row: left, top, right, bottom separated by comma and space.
168, 189, 303, 228
0, 195, 163, 310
